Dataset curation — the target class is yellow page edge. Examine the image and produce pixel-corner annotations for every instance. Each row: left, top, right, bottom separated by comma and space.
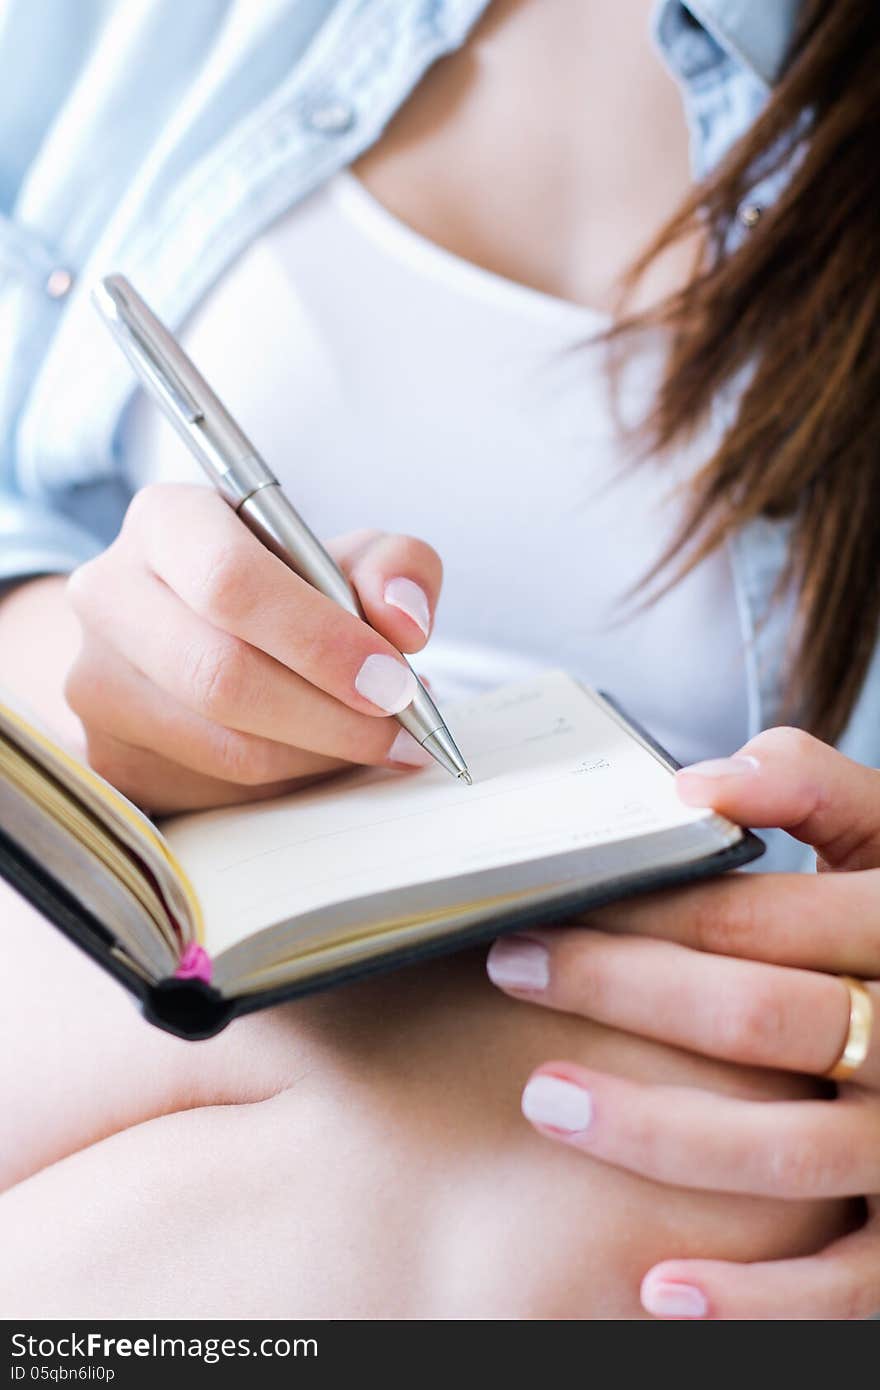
0, 698, 205, 949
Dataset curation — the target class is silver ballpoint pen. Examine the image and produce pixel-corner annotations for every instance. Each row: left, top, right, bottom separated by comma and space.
92, 274, 471, 784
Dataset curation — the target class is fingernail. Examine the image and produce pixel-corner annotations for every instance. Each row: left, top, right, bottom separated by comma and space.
676, 755, 759, 807
487, 937, 550, 991
355, 654, 418, 714
678, 755, 759, 779
387, 729, 433, 767
384, 577, 431, 637
641, 1276, 708, 1319
521, 1075, 592, 1134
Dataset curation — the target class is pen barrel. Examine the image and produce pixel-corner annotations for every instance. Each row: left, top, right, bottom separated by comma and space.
238, 485, 360, 616
395, 689, 448, 744
238, 486, 447, 745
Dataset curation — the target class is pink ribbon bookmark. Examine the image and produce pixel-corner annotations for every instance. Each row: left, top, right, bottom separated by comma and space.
174, 943, 213, 984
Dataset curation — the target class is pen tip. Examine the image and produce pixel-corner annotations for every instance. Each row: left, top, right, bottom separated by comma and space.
458, 770, 473, 786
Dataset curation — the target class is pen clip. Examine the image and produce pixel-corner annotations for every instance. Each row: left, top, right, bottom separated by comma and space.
92, 275, 204, 424
123, 318, 205, 424
93, 274, 274, 503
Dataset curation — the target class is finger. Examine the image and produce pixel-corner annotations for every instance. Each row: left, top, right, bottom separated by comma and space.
118, 485, 418, 716
330, 530, 442, 654
588, 869, 880, 977
70, 557, 421, 767
66, 637, 344, 789
82, 731, 308, 814
486, 928, 863, 1079
675, 726, 880, 871
519, 1064, 880, 1197
640, 1200, 880, 1320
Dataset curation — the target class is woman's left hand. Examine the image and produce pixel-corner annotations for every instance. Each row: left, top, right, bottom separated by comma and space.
486, 727, 880, 1320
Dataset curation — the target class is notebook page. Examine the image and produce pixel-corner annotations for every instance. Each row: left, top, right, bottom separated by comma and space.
161, 671, 721, 957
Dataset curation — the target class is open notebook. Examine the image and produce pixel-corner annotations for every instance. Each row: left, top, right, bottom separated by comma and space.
0, 671, 762, 1038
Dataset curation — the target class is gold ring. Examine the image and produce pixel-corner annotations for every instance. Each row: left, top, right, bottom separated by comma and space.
827, 977, 874, 1081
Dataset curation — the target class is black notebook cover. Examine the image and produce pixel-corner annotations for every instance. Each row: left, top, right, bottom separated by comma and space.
0, 699, 764, 1041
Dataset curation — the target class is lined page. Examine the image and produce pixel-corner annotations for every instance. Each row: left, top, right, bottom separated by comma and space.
161, 672, 723, 956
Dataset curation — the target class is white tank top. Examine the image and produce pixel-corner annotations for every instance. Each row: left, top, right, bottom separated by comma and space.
120, 171, 748, 766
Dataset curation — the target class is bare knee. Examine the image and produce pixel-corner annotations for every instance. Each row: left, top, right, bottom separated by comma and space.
0, 880, 314, 1187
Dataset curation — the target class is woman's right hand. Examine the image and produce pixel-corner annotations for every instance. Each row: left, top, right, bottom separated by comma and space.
63, 483, 443, 813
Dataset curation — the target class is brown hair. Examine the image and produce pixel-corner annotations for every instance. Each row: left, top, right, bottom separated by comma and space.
621, 0, 880, 743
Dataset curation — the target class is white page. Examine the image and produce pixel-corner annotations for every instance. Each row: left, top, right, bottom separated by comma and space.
161, 672, 719, 956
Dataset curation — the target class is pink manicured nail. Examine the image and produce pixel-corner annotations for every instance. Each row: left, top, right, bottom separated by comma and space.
387, 729, 433, 767
641, 1276, 708, 1319
522, 1075, 592, 1133
678, 755, 759, 779
355, 654, 418, 713
384, 577, 431, 637
487, 937, 549, 991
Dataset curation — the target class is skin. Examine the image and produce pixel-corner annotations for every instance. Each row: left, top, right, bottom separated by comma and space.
491, 731, 880, 1318
355, 0, 700, 313
0, 880, 847, 1319
0, 0, 875, 1318
61, 498, 445, 812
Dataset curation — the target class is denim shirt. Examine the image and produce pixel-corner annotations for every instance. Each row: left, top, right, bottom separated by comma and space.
1, 0, 875, 870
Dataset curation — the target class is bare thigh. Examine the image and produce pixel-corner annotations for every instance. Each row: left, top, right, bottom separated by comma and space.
0, 883, 847, 1318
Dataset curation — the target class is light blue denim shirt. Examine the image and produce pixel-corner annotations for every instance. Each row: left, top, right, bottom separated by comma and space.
1, 0, 875, 870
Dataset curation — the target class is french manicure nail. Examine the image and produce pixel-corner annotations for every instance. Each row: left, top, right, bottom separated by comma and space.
384, 577, 431, 636
355, 654, 418, 714
387, 729, 433, 767
487, 937, 550, 991
641, 1277, 708, 1319
521, 1075, 592, 1133
678, 755, 759, 778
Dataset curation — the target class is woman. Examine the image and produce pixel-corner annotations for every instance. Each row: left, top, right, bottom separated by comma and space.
1, 0, 878, 1317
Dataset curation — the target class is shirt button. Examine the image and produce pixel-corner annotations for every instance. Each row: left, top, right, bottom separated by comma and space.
738, 203, 762, 229
45, 267, 74, 298
303, 99, 356, 135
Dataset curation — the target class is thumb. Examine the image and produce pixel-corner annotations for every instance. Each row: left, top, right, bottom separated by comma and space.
675, 727, 880, 871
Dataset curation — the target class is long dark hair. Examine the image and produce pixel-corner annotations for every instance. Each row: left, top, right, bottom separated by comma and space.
622, 0, 880, 743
